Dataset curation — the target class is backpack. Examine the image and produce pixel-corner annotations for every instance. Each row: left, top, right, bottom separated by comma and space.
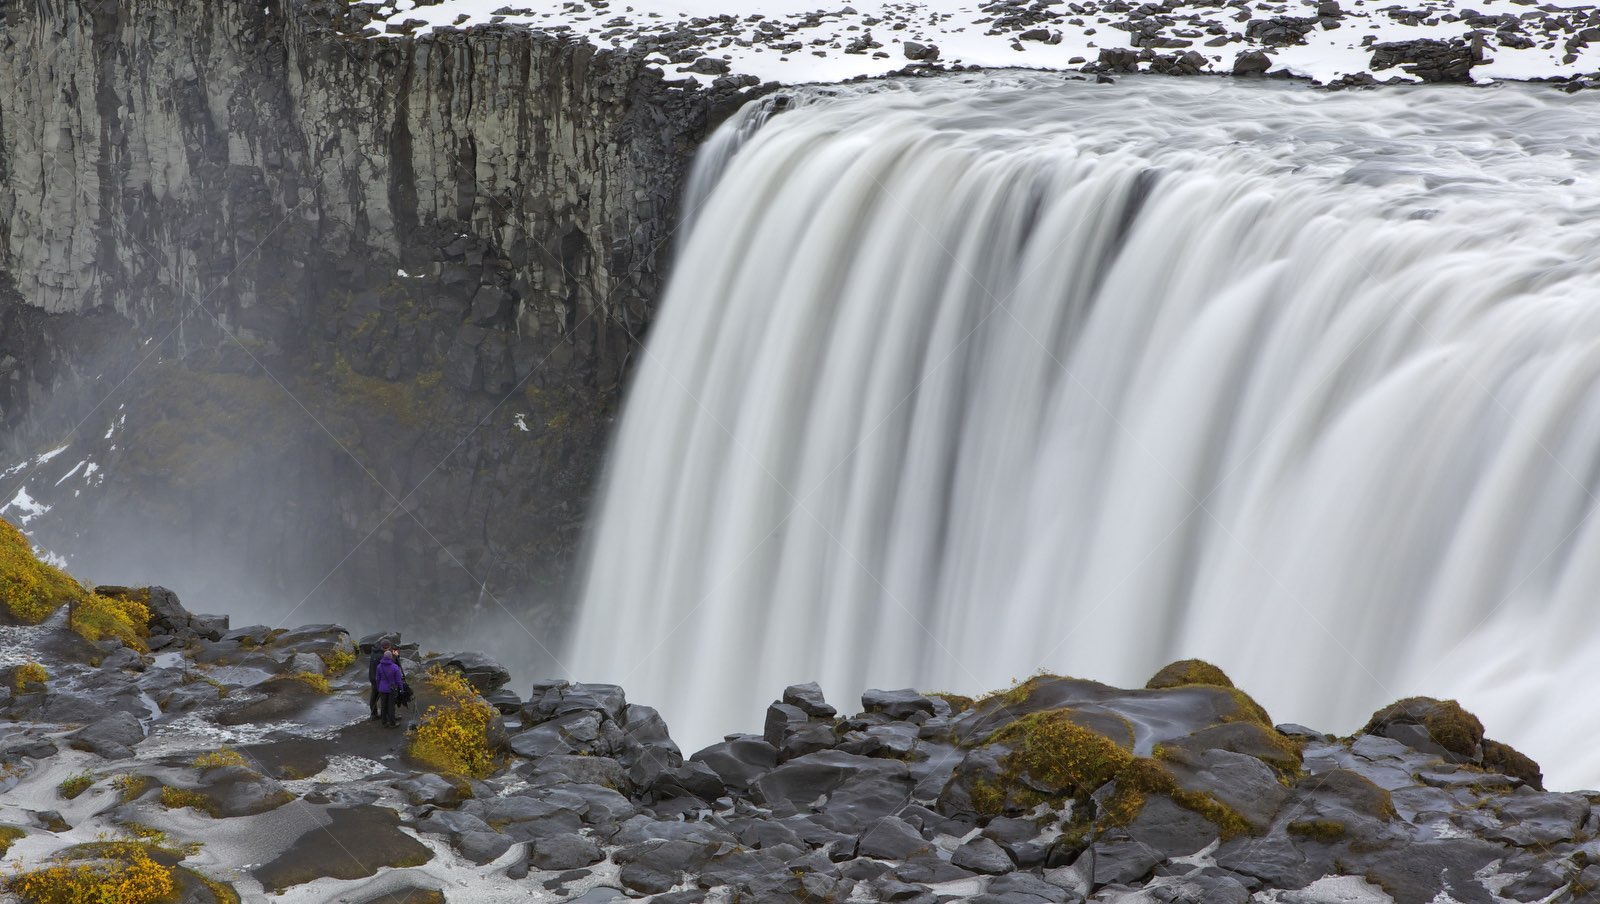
395, 662, 414, 709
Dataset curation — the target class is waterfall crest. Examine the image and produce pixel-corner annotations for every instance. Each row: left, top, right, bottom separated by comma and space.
570, 75, 1600, 789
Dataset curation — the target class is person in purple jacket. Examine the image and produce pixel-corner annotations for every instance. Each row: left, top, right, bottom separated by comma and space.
375, 649, 405, 728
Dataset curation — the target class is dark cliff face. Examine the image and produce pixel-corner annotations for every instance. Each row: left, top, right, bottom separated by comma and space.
0, 0, 756, 658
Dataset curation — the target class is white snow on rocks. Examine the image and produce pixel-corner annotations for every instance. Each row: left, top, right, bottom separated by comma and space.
2, 485, 50, 525
349, 0, 1600, 86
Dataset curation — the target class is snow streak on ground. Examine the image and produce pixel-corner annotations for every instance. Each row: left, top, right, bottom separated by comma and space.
351, 0, 1600, 86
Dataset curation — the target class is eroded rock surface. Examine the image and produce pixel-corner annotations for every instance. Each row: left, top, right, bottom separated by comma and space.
0, 592, 1589, 903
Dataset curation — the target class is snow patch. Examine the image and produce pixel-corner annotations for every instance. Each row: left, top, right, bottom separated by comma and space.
350, 0, 1600, 86
3, 486, 50, 525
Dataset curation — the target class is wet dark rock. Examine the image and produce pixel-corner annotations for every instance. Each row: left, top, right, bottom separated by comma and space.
458, 830, 515, 864
397, 774, 467, 807
861, 688, 937, 721
1079, 837, 1163, 888
989, 872, 1074, 902
254, 806, 432, 892
531, 833, 605, 870
858, 815, 932, 859
692, 735, 779, 791
765, 701, 811, 748
953, 836, 1016, 874
442, 652, 511, 695
1369, 38, 1481, 82
1245, 15, 1319, 44
67, 711, 144, 760
902, 40, 941, 60
756, 750, 914, 833
1486, 789, 1588, 846
782, 681, 837, 718
1232, 49, 1273, 74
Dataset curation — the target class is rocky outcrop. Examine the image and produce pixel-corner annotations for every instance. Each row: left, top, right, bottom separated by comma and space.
0, 1, 764, 642
0, 587, 1583, 904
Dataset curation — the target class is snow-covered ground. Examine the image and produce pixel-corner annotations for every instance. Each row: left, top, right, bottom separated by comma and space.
350, 0, 1600, 86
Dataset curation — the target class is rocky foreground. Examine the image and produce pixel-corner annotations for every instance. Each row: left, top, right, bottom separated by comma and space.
0, 588, 1592, 903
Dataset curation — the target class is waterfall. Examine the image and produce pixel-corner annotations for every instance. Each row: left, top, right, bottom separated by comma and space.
570, 74, 1600, 789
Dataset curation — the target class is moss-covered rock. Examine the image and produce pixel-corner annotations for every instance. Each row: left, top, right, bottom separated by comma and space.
1146, 659, 1235, 690
1157, 721, 1303, 780
1480, 738, 1543, 791
1361, 697, 1483, 761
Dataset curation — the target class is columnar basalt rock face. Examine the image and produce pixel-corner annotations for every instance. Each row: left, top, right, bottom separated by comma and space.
0, 0, 754, 642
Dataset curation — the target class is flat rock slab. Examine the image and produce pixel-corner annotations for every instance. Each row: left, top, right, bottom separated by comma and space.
253, 804, 433, 891
215, 679, 328, 726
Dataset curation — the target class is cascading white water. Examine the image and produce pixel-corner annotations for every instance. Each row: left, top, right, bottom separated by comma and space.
570, 74, 1600, 789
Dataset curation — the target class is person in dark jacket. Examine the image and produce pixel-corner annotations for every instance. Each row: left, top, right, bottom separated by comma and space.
368, 639, 394, 720
375, 650, 405, 728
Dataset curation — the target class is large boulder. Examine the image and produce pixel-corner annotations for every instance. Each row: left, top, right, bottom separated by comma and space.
1360, 697, 1483, 762
443, 652, 511, 695
67, 711, 145, 760
755, 751, 914, 833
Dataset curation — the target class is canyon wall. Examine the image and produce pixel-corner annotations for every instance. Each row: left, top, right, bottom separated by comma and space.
0, 0, 755, 652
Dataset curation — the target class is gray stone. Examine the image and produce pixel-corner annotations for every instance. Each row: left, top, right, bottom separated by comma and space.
189, 614, 229, 641
67, 711, 144, 760
1486, 789, 1588, 846
457, 830, 515, 864
857, 816, 930, 860
692, 735, 779, 791
765, 702, 810, 749
396, 774, 465, 808
783, 682, 838, 718
414, 809, 493, 839
951, 836, 1015, 875
755, 751, 914, 834
530, 833, 604, 870
443, 651, 511, 695
1079, 838, 1162, 888
861, 688, 937, 721
988, 872, 1071, 903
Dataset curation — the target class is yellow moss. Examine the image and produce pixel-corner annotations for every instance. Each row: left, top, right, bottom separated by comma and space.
192, 748, 248, 770
1145, 658, 1234, 690
114, 825, 201, 859
968, 777, 1004, 816
317, 648, 356, 673
924, 692, 975, 714
111, 774, 151, 803
978, 708, 1132, 814
1362, 697, 1483, 760
4, 840, 176, 904
68, 593, 151, 651
185, 674, 229, 698
285, 672, 331, 694
159, 787, 219, 817
14, 661, 47, 692
1225, 688, 1274, 728
194, 872, 240, 904
1104, 757, 1252, 840
409, 666, 498, 779
0, 518, 89, 625
978, 671, 1068, 710
57, 773, 93, 800
0, 826, 24, 857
